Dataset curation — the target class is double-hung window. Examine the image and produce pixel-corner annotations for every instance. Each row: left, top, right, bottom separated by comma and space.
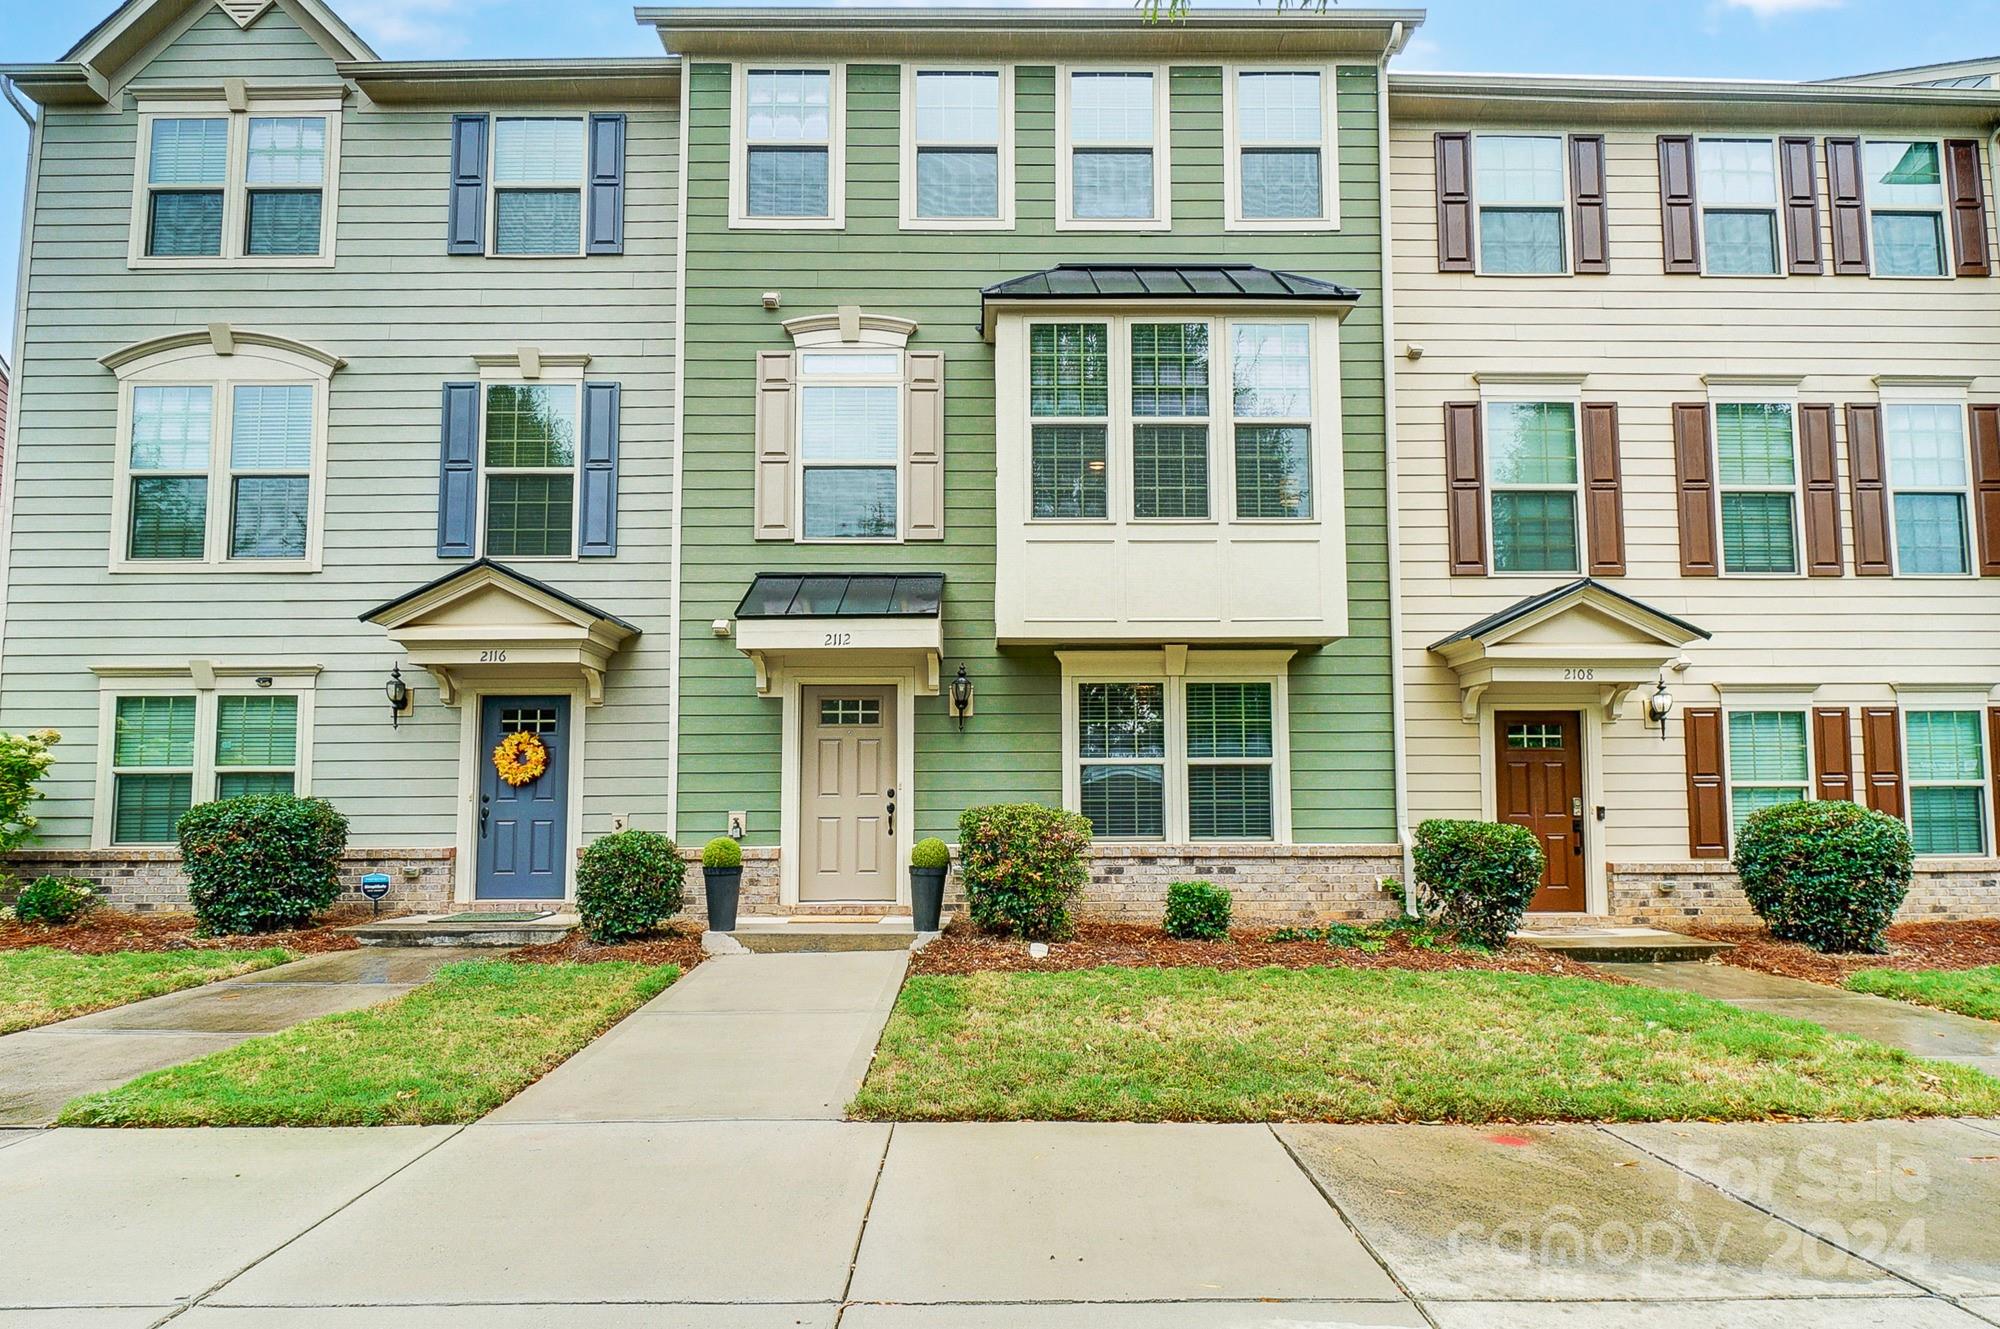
1029, 323, 1111, 519
1185, 682, 1277, 839
740, 67, 839, 224
1474, 134, 1566, 274
1725, 710, 1810, 835
103, 683, 310, 846
798, 350, 901, 540
1131, 323, 1211, 519
1078, 681, 1168, 838
1228, 68, 1335, 228
1884, 401, 1974, 575
1062, 68, 1166, 227
1714, 401, 1800, 575
1696, 138, 1782, 276
1865, 140, 1950, 277
135, 102, 336, 265
110, 695, 197, 845
905, 68, 1010, 225
1484, 400, 1580, 573
490, 117, 585, 256
1232, 323, 1314, 518
1905, 710, 1989, 856
482, 383, 580, 557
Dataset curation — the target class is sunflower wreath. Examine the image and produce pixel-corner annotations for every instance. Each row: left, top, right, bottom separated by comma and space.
492, 731, 549, 787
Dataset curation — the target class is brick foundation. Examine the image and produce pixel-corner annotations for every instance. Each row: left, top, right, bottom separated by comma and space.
1609, 859, 2000, 927
5, 848, 457, 913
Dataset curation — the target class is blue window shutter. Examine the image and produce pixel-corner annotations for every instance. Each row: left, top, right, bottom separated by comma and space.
438, 383, 480, 557
587, 113, 626, 256
579, 381, 620, 556
448, 114, 488, 256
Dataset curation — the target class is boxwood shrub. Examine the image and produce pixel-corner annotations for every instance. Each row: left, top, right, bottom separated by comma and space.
700, 836, 743, 870
1734, 800, 1912, 953
1411, 818, 1543, 948
1163, 880, 1232, 940
577, 829, 688, 942
179, 795, 348, 935
957, 802, 1092, 941
12, 875, 94, 927
911, 837, 951, 871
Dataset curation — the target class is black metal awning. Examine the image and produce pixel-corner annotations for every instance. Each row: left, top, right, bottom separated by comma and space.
980, 263, 1361, 338
735, 573, 945, 620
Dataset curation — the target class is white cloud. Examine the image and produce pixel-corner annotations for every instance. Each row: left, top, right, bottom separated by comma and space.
1719, 0, 1845, 16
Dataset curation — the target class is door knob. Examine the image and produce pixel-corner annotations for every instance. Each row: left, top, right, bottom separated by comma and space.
479, 794, 490, 838
886, 787, 896, 836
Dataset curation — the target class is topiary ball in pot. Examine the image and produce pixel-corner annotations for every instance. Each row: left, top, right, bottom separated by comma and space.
1411, 818, 1543, 949
1734, 800, 1912, 953
700, 836, 744, 932
576, 829, 687, 943
1163, 880, 1232, 940
179, 794, 348, 935
909, 837, 951, 932
12, 875, 95, 927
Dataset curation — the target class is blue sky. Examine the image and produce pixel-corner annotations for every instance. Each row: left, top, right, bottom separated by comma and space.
4, 0, 1998, 359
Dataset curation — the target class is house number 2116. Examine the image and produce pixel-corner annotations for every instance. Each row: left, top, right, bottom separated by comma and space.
480, 649, 508, 663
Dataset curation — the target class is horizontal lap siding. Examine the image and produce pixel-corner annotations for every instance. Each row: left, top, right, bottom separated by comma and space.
678, 62, 1393, 846
1390, 122, 2000, 862
1, 9, 680, 847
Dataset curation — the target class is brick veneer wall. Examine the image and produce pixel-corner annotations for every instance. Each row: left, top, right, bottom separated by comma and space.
1610, 859, 2000, 927
4, 848, 457, 912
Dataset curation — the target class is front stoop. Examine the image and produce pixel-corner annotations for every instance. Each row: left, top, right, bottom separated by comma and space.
727, 918, 925, 953
341, 912, 579, 948
1513, 925, 1734, 964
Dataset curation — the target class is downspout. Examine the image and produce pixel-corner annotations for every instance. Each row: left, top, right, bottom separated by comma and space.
0, 78, 41, 691
1375, 45, 1416, 915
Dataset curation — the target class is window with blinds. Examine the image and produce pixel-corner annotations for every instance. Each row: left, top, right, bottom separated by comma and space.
798, 351, 902, 540
244, 117, 326, 256
229, 386, 313, 559
1187, 683, 1275, 839
1714, 402, 1800, 575
1884, 402, 1974, 575
491, 117, 584, 255
1906, 710, 1988, 855
138, 107, 334, 263
483, 384, 579, 557
1072, 673, 1286, 842
1231, 69, 1330, 226
1726, 710, 1809, 834
1078, 682, 1167, 838
1232, 323, 1313, 518
127, 386, 213, 561
910, 70, 1004, 221
745, 69, 834, 219
215, 695, 298, 798
111, 696, 197, 844
1131, 323, 1210, 519
1474, 134, 1567, 274
1484, 401, 1580, 572
1065, 70, 1161, 224
1030, 323, 1111, 519
146, 118, 228, 257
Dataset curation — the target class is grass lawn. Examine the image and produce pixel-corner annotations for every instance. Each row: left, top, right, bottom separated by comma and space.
59, 960, 678, 1127
1847, 966, 2000, 1021
0, 946, 293, 1035
850, 966, 2000, 1124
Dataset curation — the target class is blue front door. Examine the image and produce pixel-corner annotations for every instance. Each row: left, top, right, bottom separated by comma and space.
477, 695, 571, 900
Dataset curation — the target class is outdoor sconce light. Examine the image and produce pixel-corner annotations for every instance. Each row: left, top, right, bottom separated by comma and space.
950, 665, 974, 730
385, 665, 411, 730
1646, 674, 1675, 741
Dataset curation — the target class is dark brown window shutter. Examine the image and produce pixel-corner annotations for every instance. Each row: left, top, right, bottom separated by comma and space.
1671, 402, 1717, 575
1569, 134, 1609, 274
1826, 137, 1870, 275
1436, 132, 1475, 273
1580, 402, 1624, 575
1684, 707, 1729, 859
1658, 135, 1701, 274
1845, 403, 1892, 575
1945, 140, 1992, 278
1814, 707, 1854, 803
1444, 402, 1486, 575
1779, 136, 1823, 275
1797, 403, 1843, 576
1972, 404, 2000, 576
1860, 706, 1904, 818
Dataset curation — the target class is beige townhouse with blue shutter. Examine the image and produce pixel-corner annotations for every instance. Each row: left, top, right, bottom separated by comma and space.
0, 0, 681, 909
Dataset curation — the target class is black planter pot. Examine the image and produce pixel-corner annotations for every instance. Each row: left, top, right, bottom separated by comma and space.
703, 866, 742, 932
910, 866, 947, 932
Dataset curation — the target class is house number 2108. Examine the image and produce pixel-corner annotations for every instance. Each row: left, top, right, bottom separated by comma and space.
1563, 667, 1595, 681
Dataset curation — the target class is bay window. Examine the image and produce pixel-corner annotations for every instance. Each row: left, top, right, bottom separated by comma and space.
1131, 323, 1211, 519
1029, 323, 1111, 519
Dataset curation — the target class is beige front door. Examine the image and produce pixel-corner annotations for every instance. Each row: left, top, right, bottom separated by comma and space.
800, 685, 898, 902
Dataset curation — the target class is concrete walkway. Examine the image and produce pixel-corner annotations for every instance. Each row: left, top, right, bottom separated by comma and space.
1597, 960, 2000, 1077
0, 948, 483, 1126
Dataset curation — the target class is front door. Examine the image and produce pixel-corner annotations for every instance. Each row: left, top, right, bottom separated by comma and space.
801, 685, 897, 903
477, 695, 571, 900
1494, 710, 1586, 913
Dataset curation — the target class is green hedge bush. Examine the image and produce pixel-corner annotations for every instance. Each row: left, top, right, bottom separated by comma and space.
911, 837, 951, 870
1411, 819, 1544, 948
577, 830, 688, 942
1734, 800, 1912, 953
700, 836, 743, 870
179, 795, 348, 935
1163, 880, 1232, 940
957, 803, 1092, 941
12, 875, 94, 927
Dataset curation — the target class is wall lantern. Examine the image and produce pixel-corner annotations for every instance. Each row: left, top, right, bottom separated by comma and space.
385, 665, 411, 730
1646, 674, 1675, 741
950, 665, 974, 730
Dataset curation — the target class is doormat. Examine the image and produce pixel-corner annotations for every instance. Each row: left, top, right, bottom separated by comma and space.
786, 915, 886, 925
430, 911, 553, 924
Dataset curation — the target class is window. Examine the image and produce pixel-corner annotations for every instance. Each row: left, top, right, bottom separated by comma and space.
134, 103, 336, 265
490, 117, 584, 256
1697, 138, 1781, 276
483, 383, 579, 557
1131, 323, 1210, 519
1061, 68, 1166, 227
1885, 402, 1974, 575
1474, 134, 1566, 274
1232, 323, 1313, 519
1905, 710, 1989, 855
1484, 400, 1580, 573
798, 350, 900, 540
905, 68, 1010, 225
215, 695, 299, 797
1713, 402, 1799, 575
111, 695, 196, 845
1186, 682, 1275, 839
1078, 681, 1167, 838
1030, 323, 1110, 519
1865, 140, 1950, 277
1726, 710, 1810, 834
1227, 68, 1335, 228
101, 681, 311, 845
739, 67, 839, 224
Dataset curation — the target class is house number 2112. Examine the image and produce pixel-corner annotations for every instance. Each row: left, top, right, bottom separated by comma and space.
822, 633, 852, 647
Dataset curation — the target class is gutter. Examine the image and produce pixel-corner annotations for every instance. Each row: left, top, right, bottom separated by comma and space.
1375, 61, 1415, 916
0, 77, 33, 127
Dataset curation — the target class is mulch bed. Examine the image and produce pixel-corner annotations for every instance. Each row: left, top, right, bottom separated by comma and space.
908, 918, 1616, 980
1685, 919, 2000, 985
507, 927, 705, 971
0, 905, 389, 956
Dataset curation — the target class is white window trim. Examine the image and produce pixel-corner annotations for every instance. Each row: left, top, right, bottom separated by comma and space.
1692, 134, 1788, 279
1721, 705, 1816, 839
1862, 136, 1956, 281
1222, 62, 1339, 233
472, 358, 589, 563
1058, 648, 1293, 844
1129, 317, 1216, 523
730, 62, 847, 230
1708, 393, 1805, 578
1900, 705, 1994, 859
899, 64, 1015, 231
128, 95, 341, 271
1878, 384, 1977, 579
485, 112, 589, 260
1056, 64, 1172, 232
1477, 383, 1584, 577
1025, 320, 1112, 523
793, 342, 907, 544
1469, 130, 1571, 278
90, 665, 318, 849
108, 337, 336, 574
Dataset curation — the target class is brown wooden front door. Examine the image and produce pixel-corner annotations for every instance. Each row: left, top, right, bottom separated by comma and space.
1494, 710, 1587, 913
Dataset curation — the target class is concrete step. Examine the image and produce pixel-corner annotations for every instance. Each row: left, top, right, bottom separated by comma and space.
727, 918, 920, 953
340, 913, 579, 948
1512, 926, 1734, 964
